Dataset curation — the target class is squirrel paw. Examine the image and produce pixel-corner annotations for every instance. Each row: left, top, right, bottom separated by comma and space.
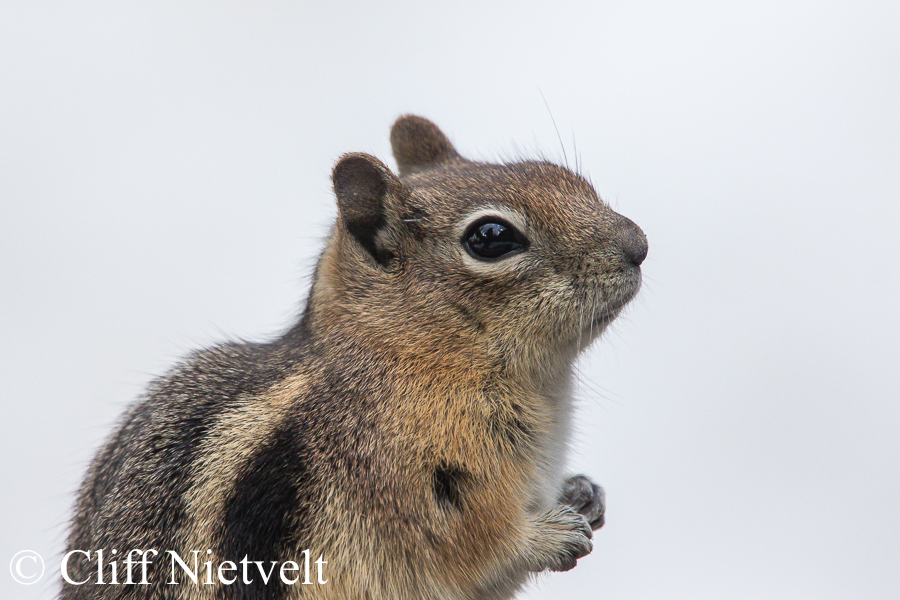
558, 474, 605, 530
525, 505, 593, 573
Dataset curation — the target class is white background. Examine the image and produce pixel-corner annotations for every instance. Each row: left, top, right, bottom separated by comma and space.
2, 2, 898, 599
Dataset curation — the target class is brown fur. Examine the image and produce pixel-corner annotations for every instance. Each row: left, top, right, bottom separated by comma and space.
61, 115, 647, 600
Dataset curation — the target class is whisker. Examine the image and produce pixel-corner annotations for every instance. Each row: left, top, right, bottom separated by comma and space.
539, 89, 568, 168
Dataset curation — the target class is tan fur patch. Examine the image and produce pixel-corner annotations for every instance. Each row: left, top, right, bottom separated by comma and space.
181, 374, 310, 579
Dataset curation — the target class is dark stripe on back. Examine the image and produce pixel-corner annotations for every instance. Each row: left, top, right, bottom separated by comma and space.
218, 419, 313, 600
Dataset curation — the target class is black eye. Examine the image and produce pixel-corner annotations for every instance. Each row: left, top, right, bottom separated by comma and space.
463, 219, 529, 261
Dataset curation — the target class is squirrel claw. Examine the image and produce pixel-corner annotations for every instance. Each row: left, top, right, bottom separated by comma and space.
559, 474, 605, 530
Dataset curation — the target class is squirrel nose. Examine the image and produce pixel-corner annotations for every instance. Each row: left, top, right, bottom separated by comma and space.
618, 217, 648, 266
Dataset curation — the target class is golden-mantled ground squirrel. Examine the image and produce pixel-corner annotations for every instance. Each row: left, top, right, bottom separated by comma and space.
61, 115, 647, 600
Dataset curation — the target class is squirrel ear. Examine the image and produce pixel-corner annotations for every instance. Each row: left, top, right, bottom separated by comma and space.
332, 153, 402, 266
390, 115, 459, 176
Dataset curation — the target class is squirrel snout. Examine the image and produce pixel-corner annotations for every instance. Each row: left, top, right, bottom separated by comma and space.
617, 217, 648, 266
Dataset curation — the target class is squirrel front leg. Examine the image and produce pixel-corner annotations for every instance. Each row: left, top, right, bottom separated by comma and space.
464, 503, 594, 600
518, 503, 594, 573
516, 473, 606, 573
454, 474, 598, 600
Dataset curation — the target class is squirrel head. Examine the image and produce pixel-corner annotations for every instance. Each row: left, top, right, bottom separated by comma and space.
315, 115, 646, 381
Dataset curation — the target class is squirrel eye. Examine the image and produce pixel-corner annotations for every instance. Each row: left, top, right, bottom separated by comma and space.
463, 219, 529, 261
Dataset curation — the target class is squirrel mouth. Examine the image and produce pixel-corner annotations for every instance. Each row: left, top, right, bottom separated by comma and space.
573, 304, 620, 339
586, 307, 621, 330
582, 285, 639, 332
